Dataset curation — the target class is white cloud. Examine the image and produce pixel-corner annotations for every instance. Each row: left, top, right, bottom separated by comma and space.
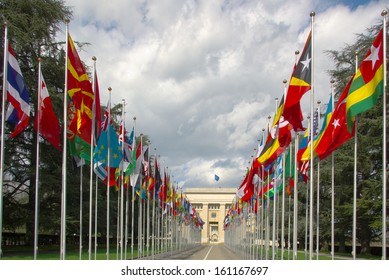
63, 0, 387, 190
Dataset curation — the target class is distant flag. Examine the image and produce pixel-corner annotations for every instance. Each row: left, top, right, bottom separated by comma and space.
5, 44, 30, 138
315, 78, 355, 160
34, 70, 61, 150
282, 31, 312, 132
346, 28, 384, 130
214, 174, 220, 181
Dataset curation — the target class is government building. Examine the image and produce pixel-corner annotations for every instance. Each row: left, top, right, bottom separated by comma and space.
184, 188, 236, 244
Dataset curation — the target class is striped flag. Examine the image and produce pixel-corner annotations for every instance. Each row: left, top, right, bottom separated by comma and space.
5, 44, 30, 138
346, 28, 384, 129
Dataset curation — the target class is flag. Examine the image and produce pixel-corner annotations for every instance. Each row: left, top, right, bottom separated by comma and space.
346, 29, 384, 130
315, 78, 355, 160
93, 66, 102, 142
301, 95, 333, 161
67, 33, 94, 159
297, 128, 310, 182
5, 44, 30, 138
282, 31, 312, 132
236, 165, 255, 202
34, 71, 61, 150
214, 174, 220, 181
129, 138, 144, 187
257, 96, 287, 168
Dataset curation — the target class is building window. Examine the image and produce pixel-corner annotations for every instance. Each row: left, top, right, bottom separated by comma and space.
211, 212, 217, 219
225, 204, 232, 210
209, 204, 220, 210
193, 204, 203, 210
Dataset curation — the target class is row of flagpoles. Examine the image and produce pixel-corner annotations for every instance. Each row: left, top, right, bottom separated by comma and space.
225, 10, 387, 260
0, 20, 204, 259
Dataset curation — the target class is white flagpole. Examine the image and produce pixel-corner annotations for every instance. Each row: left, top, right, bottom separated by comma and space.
106, 86, 112, 260
33, 58, 43, 260
0, 22, 8, 259
131, 116, 136, 259
291, 49, 300, 261
330, 80, 335, 260
309, 11, 315, 260
281, 79, 288, 260
89, 56, 97, 260
151, 147, 157, 259
60, 19, 70, 260
79, 161, 83, 259
316, 100, 321, 260
94, 175, 98, 259
381, 9, 387, 260
352, 52, 359, 260
120, 99, 125, 259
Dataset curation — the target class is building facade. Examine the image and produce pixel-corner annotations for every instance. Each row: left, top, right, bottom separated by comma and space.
184, 188, 236, 244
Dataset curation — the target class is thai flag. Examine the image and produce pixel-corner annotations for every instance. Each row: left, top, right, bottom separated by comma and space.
6, 44, 30, 138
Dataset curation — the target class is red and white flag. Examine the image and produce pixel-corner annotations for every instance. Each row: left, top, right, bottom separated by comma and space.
34, 71, 61, 150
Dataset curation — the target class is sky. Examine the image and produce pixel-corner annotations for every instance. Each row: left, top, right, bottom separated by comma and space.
63, 0, 387, 191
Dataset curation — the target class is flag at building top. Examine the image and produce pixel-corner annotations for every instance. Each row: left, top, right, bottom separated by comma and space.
214, 174, 220, 181
282, 31, 312, 132
346, 28, 384, 130
6, 44, 30, 138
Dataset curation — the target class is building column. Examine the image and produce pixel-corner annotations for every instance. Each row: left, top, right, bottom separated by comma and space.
219, 203, 226, 243
202, 203, 209, 244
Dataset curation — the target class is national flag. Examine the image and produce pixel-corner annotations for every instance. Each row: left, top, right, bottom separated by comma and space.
34, 70, 61, 150
346, 29, 384, 130
67, 33, 94, 159
236, 165, 255, 202
5, 44, 30, 138
301, 95, 333, 161
214, 174, 220, 181
282, 31, 312, 132
315, 78, 355, 160
297, 128, 310, 182
129, 138, 145, 187
257, 96, 287, 168
93, 66, 102, 142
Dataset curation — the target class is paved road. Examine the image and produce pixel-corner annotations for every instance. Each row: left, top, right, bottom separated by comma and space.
141, 244, 244, 260
184, 244, 244, 260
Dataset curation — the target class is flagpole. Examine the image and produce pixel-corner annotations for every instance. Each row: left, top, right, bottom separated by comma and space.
316, 99, 321, 260
0, 22, 8, 259
89, 56, 97, 260
106, 86, 112, 260
60, 19, 70, 260
309, 11, 315, 260
120, 99, 125, 260
330, 79, 335, 260
292, 49, 300, 261
352, 51, 359, 260
272, 98, 279, 260
131, 116, 136, 259
79, 160, 83, 259
381, 9, 387, 260
94, 175, 98, 259
33, 58, 43, 260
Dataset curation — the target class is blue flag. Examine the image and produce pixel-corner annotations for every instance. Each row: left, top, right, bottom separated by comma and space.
214, 174, 220, 181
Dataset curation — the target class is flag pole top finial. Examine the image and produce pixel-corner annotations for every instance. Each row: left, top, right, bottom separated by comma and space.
65, 18, 70, 24
4, 22, 7, 27
283, 79, 287, 84
262, 128, 265, 132
355, 51, 359, 56
382, 9, 387, 16
310, 11, 315, 17
133, 116, 136, 121
268, 115, 271, 120
108, 86, 112, 92
295, 50, 299, 55
330, 79, 335, 84
38, 57, 42, 62
92, 56, 96, 61
317, 100, 321, 105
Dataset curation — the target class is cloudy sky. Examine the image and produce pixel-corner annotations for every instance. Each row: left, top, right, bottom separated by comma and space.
63, 0, 387, 190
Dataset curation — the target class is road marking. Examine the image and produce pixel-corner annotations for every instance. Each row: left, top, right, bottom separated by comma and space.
203, 246, 213, 260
